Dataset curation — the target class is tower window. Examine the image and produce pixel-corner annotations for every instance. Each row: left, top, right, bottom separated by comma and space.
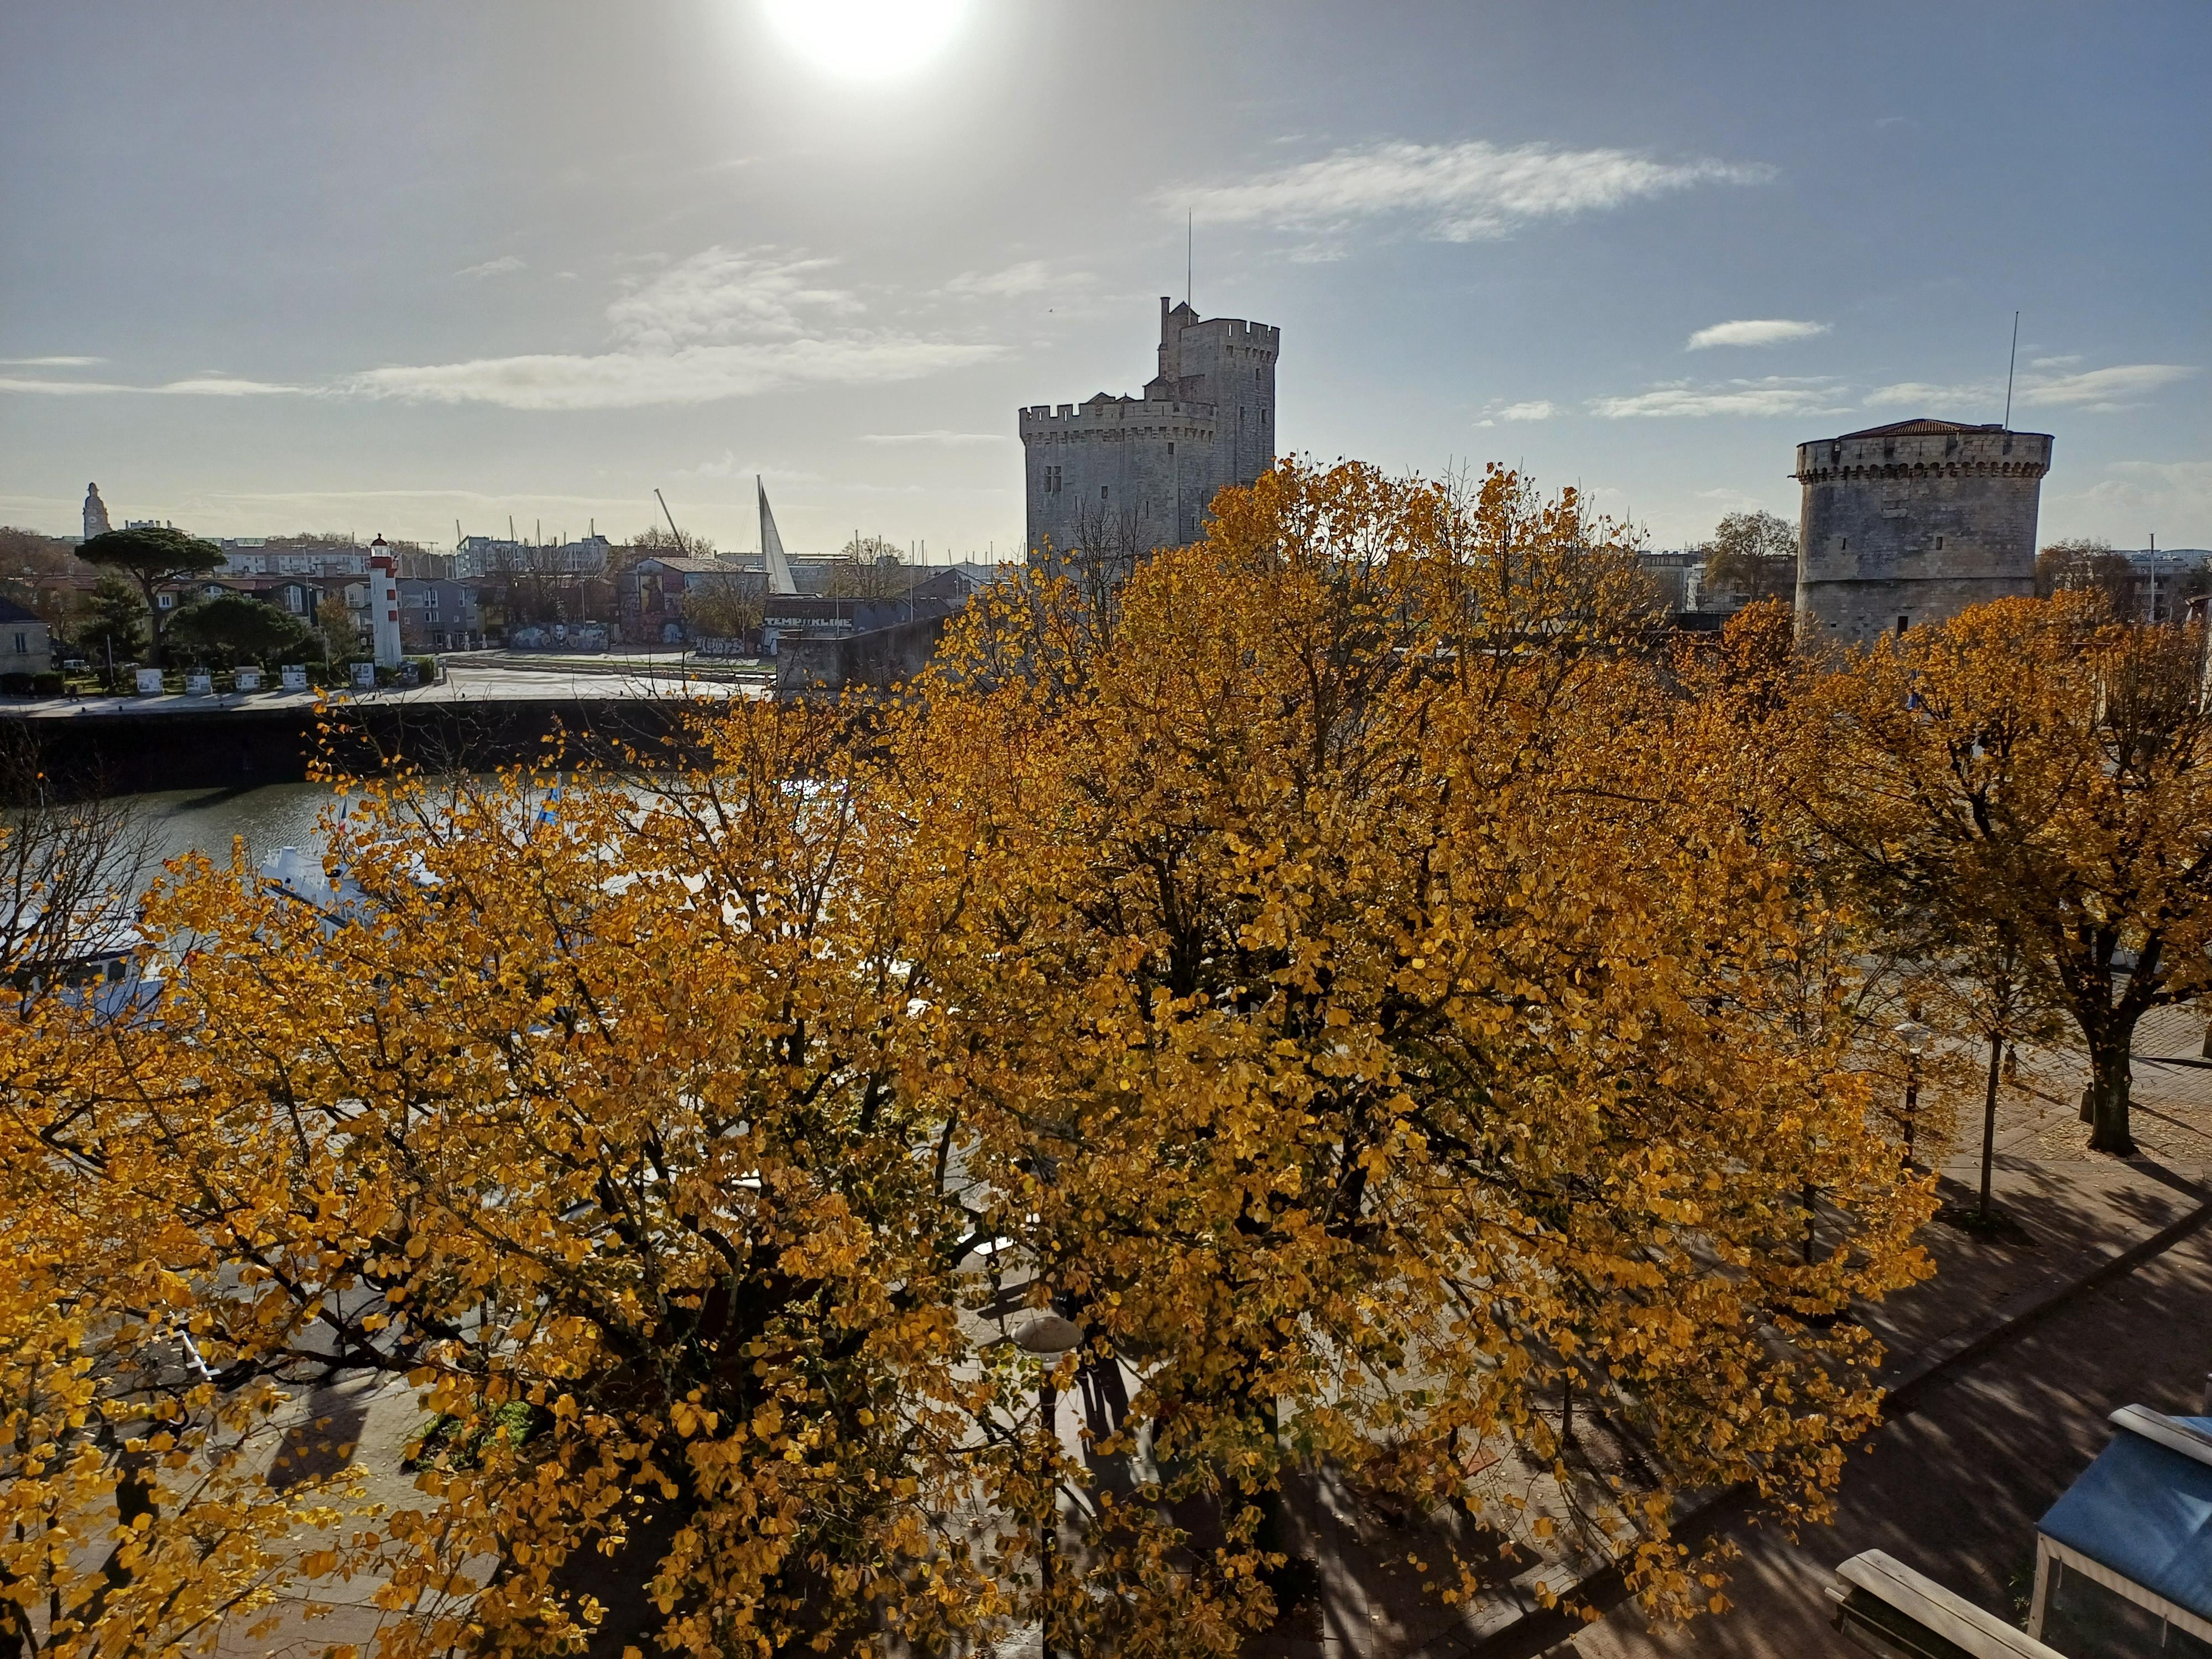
1101, 486, 1109, 500
1935, 535, 1944, 549
1167, 442, 1175, 456
1896, 615, 1909, 636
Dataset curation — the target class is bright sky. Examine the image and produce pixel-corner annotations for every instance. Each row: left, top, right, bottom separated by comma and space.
2, 2, 2206, 557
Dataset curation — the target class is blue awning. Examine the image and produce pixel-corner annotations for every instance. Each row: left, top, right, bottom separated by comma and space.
2039, 1408, 2212, 1622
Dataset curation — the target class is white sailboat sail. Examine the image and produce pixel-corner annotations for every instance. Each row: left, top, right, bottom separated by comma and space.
758, 477, 799, 597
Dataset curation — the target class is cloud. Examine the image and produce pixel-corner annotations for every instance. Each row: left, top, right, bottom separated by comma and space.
1865, 362, 2195, 416
859, 430, 1012, 446
606, 246, 860, 346
1495, 400, 1559, 421
349, 244, 1000, 411
1686, 318, 1829, 351
2017, 363, 2195, 409
672, 452, 824, 483
195, 487, 642, 507
1590, 377, 1848, 419
347, 339, 999, 412
0, 354, 104, 366
1862, 379, 1992, 413
2029, 354, 2081, 369
942, 260, 1071, 299
457, 255, 526, 279
680, 451, 747, 479
0, 374, 300, 397
2053, 461, 2212, 545
0, 377, 128, 395
1164, 138, 1773, 242
154, 377, 301, 397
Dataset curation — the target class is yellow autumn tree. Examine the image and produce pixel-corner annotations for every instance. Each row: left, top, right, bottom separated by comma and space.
0, 763, 325, 1659
8, 461, 1939, 1659
869, 461, 1933, 1639
92, 711, 1046, 1659
1796, 591, 2212, 1154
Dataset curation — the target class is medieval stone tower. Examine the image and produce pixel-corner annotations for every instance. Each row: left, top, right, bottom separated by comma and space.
1793, 418, 2053, 648
1020, 297, 1279, 567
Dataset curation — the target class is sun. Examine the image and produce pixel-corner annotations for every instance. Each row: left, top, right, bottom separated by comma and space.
760, 0, 969, 81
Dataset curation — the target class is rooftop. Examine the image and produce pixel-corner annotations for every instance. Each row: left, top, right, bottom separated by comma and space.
2039, 1405, 2212, 1624
1834, 419, 2018, 439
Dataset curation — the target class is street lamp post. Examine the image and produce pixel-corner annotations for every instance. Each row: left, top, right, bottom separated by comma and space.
1015, 1313, 1083, 1659
1895, 1019, 1934, 1168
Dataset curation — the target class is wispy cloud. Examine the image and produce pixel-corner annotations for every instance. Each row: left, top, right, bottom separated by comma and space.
2021, 363, 2195, 409
673, 452, 824, 483
2054, 460, 2212, 543
1164, 138, 1773, 242
2029, 354, 2082, 369
348, 244, 999, 411
859, 430, 1012, 446
1591, 377, 1848, 419
1495, 400, 1559, 421
155, 377, 301, 397
0, 377, 125, 395
0, 354, 105, 367
1864, 362, 2195, 416
606, 247, 859, 346
457, 255, 526, 279
942, 260, 1073, 299
1860, 379, 1990, 413
1686, 318, 1829, 351
0, 374, 299, 397
347, 341, 999, 412
194, 487, 642, 507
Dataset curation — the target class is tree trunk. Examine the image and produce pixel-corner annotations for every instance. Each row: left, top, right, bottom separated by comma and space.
2085, 1023, 2137, 1155
138, 574, 165, 667
1979, 1035, 2004, 1221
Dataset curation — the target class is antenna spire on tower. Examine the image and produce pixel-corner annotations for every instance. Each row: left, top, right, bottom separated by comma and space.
1186, 211, 1193, 309
2002, 310, 2020, 431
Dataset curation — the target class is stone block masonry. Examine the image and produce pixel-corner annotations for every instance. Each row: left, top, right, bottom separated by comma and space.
1021, 296, 1279, 568
1795, 418, 2053, 650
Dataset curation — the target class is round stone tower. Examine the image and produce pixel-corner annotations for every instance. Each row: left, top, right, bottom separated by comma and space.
1793, 418, 2053, 649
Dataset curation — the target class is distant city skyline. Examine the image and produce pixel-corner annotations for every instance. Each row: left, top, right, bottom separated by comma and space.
2, 2, 2205, 556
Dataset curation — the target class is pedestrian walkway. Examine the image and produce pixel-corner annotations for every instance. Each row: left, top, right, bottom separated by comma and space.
1565, 1213, 2212, 1659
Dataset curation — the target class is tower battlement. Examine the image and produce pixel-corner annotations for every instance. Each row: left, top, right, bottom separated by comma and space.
1019, 398, 1217, 437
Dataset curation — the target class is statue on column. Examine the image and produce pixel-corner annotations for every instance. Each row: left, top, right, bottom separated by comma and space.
82, 483, 112, 542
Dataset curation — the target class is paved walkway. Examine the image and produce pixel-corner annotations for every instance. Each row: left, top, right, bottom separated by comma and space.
1526, 1023, 2212, 1659
7, 660, 764, 718
1566, 1207, 2212, 1659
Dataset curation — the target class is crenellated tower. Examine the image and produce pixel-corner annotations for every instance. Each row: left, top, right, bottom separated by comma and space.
1020, 297, 1279, 570
1794, 418, 2053, 649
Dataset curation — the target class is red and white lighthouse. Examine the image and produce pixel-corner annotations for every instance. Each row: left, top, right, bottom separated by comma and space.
368, 535, 403, 668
